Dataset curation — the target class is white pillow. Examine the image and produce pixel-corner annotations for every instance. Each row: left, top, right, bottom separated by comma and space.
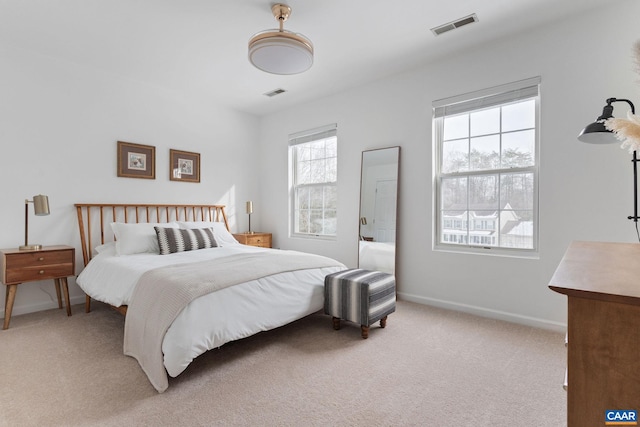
110, 222, 178, 255
177, 221, 239, 246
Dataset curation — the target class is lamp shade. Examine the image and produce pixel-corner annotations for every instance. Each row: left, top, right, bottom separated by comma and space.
248, 30, 313, 75
33, 194, 50, 216
248, 4, 313, 75
577, 99, 637, 144
20, 194, 50, 250
246, 201, 253, 214
577, 121, 619, 144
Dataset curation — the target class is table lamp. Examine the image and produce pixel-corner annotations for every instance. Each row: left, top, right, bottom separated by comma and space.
20, 194, 50, 250
246, 201, 255, 234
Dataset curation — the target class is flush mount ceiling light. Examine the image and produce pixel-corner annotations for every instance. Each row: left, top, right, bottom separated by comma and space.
248, 3, 313, 75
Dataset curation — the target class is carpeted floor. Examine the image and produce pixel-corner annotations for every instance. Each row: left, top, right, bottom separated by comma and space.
0, 300, 566, 426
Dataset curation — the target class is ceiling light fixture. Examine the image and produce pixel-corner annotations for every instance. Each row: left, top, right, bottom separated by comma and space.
248, 4, 313, 75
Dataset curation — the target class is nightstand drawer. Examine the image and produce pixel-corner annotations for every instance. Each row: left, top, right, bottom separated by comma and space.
244, 235, 271, 247
233, 233, 272, 248
4, 250, 71, 269
5, 264, 74, 283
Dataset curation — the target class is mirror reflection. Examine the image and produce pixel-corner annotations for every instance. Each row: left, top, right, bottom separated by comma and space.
358, 146, 400, 275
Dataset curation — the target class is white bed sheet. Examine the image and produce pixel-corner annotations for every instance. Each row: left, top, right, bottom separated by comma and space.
76, 244, 344, 378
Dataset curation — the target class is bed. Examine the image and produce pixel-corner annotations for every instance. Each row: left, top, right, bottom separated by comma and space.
75, 203, 346, 392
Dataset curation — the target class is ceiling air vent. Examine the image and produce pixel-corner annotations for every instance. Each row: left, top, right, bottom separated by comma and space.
264, 88, 286, 97
431, 13, 478, 36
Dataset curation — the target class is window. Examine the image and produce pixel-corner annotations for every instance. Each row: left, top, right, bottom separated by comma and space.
289, 124, 338, 238
433, 77, 540, 254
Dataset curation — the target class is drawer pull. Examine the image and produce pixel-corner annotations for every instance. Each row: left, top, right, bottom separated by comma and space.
39, 270, 45, 275
38, 257, 44, 261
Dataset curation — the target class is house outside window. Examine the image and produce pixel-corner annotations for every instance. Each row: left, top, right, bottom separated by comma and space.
289, 124, 338, 238
433, 77, 540, 255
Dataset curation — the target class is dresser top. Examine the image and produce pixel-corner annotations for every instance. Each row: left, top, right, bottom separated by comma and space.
549, 241, 640, 305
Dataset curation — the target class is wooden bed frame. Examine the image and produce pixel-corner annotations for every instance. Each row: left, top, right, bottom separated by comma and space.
75, 203, 229, 315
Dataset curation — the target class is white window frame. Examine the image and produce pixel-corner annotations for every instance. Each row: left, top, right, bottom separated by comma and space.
289, 124, 338, 239
433, 77, 540, 257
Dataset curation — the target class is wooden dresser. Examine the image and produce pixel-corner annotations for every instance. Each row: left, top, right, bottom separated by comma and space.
233, 232, 272, 248
549, 241, 640, 427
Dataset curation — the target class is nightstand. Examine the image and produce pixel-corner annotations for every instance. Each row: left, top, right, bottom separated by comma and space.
233, 232, 272, 248
0, 245, 75, 330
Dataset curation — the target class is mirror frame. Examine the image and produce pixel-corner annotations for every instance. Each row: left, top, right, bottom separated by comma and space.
357, 146, 400, 276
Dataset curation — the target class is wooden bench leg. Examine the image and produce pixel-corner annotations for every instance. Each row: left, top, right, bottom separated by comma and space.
361, 325, 369, 339
332, 317, 341, 330
362, 316, 388, 339
85, 294, 91, 313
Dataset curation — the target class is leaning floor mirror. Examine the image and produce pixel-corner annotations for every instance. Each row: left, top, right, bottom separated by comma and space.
358, 146, 400, 275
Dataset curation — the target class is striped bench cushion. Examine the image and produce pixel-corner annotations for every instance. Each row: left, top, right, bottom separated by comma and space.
324, 268, 396, 326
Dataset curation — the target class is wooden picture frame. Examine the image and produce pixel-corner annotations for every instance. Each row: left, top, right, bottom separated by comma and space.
117, 141, 156, 179
170, 149, 200, 183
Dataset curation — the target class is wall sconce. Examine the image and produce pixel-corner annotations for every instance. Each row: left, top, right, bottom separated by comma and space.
578, 98, 638, 224
246, 201, 254, 234
20, 194, 50, 251
360, 217, 367, 225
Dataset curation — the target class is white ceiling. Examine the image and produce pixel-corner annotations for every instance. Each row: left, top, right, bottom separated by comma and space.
0, 0, 607, 117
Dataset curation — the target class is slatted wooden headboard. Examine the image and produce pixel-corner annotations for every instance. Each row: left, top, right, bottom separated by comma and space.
75, 203, 229, 267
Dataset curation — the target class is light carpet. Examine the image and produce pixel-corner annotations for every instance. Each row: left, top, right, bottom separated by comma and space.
0, 300, 566, 426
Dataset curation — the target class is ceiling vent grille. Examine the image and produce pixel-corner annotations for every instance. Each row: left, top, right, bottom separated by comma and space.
431, 13, 478, 36
264, 88, 286, 97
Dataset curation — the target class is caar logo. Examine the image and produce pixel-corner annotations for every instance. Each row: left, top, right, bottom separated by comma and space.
606, 410, 638, 425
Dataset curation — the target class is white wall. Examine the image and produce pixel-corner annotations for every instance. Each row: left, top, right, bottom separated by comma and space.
0, 46, 260, 316
257, 1, 640, 331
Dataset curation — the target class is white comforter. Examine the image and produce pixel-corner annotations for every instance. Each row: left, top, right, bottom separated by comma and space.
76, 244, 345, 379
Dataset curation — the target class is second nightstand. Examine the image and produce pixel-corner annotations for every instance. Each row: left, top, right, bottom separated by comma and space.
0, 245, 75, 330
233, 232, 272, 248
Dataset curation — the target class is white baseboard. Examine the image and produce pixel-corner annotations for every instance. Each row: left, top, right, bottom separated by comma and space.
1, 294, 86, 318
397, 291, 566, 333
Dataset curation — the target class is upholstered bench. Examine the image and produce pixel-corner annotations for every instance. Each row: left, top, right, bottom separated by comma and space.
324, 268, 396, 339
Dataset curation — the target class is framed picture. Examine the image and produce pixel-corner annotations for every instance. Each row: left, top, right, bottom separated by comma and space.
170, 149, 200, 183
117, 141, 156, 179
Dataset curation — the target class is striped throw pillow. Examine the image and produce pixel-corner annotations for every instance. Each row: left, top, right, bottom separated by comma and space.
154, 226, 218, 255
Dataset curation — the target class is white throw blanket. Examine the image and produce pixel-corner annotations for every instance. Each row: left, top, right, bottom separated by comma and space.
123, 250, 344, 392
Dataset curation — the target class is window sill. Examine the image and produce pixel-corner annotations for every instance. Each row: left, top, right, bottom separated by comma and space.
433, 243, 539, 260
